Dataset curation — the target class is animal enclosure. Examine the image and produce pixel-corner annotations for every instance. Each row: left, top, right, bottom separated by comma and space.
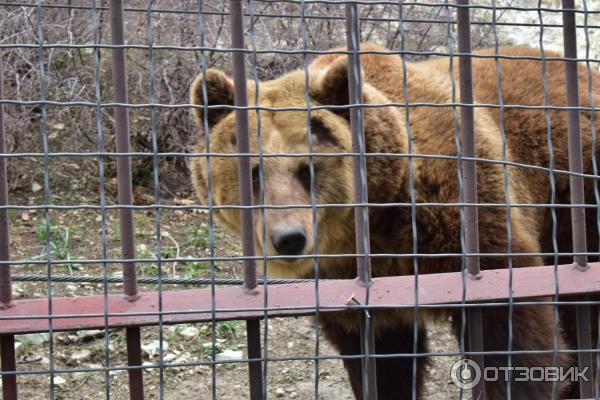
1, 1, 600, 399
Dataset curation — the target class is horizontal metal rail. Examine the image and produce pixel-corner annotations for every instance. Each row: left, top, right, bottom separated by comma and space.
0, 262, 599, 334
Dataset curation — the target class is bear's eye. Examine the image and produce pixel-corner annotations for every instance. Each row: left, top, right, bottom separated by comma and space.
297, 163, 316, 193
310, 118, 337, 146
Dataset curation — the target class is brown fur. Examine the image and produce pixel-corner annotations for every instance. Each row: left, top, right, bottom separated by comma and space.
189, 44, 600, 399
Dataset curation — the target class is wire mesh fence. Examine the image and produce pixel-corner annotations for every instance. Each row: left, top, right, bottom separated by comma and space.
1, 0, 600, 399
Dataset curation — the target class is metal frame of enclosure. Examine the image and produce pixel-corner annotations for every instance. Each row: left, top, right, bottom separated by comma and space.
1, 1, 600, 399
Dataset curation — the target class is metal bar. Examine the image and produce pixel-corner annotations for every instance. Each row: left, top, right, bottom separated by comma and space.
109, 0, 138, 300
456, 0, 480, 280
3, 1, 600, 27
346, 0, 371, 287
562, 3, 588, 270
0, 48, 16, 400
561, 0, 595, 397
246, 319, 263, 399
109, 1, 144, 398
125, 327, 144, 400
230, 0, 258, 293
1, 263, 600, 333
359, 318, 377, 400
1, 335, 17, 400
0, 50, 10, 310
456, 1, 485, 398
345, 3, 377, 399
230, 2, 264, 398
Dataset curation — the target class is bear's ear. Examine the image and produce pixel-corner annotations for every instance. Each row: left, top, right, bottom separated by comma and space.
312, 56, 364, 118
190, 69, 235, 128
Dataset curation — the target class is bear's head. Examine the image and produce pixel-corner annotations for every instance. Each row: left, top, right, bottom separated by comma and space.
189, 55, 407, 278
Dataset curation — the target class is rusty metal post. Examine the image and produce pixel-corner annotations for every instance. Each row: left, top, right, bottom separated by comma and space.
0, 52, 11, 310
230, 0, 258, 293
346, 0, 371, 288
108, 1, 144, 399
229, 1, 264, 399
456, 1, 485, 398
345, 3, 377, 399
561, 0, 594, 396
1, 335, 17, 400
0, 49, 17, 400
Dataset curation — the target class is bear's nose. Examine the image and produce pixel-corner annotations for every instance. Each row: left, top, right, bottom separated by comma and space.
271, 227, 307, 257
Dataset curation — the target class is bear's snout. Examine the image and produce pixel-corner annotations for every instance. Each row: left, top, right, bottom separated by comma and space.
271, 226, 307, 257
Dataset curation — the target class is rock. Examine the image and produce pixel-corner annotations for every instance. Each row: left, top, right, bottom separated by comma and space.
215, 349, 242, 361
275, 388, 285, 397
70, 349, 92, 362
201, 339, 224, 350
16, 333, 49, 346
142, 340, 169, 357
109, 368, 126, 376
179, 326, 199, 339
290, 392, 298, 399
52, 376, 67, 387
12, 283, 24, 294
163, 353, 177, 363
136, 243, 148, 254
175, 352, 191, 363
77, 330, 104, 341
65, 283, 78, 294
31, 182, 42, 193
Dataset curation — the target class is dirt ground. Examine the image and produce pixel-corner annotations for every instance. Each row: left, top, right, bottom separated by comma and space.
5, 319, 465, 400
3, 202, 468, 399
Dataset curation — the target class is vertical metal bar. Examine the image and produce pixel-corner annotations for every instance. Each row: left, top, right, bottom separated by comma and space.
345, 3, 376, 400
562, 0, 588, 270
230, 0, 258, 292
195, 1, 220, 398
246, 2, 270, 398
561, 0, 594, 396
0, 48, 17, 400
456, 1, 485, 399
90, 0, 113, 397
298, 1, 323, 398
359, 321, 377, 400
0, 51, 11, 310
125, 327, 144, 400
346, 0, 371, 287
108, 1, 143, 398
109, 0, 138, 299
581, 0, 600, 397
229, 2, 263, 399
144, 2, 165, 398
456, 0, 480, 278
34, 3, 56, 397
246, 319, 263, 400
1, 335, 17, 400
536, 2, 563, 398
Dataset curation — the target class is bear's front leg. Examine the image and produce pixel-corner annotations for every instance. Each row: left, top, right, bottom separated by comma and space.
320, 314, 429, 399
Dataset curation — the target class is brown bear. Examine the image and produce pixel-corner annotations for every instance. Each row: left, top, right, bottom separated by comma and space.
189, 44, 600, 399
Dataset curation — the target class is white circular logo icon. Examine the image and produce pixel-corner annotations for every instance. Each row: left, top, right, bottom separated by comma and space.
450, 358, 482, 390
